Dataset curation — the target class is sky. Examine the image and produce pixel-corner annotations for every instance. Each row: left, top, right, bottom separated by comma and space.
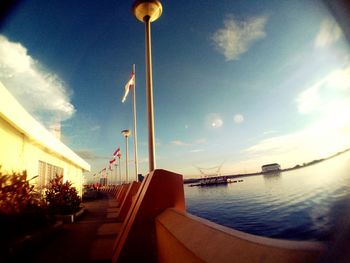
1, 0, 350, 182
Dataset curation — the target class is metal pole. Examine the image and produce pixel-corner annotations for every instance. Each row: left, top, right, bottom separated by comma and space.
132, 64, 139, 180
125, 135, 129, 182
145, 16, 156, 172
118, 157, 121, 184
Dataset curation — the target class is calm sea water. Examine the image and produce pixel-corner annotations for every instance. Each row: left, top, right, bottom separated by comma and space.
184, 151, 350, 241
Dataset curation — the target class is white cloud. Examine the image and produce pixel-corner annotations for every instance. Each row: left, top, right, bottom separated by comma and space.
90, 125, 101, 131
245, 65, 350, 168
297, 83, 321, 114
212, 15, 268, 61
189, 149, 204, 153
195, 138, 207, 144
314, 18, 342, 48
297, 65, 350, 114
263, 130, 278, 136
244, 108, 350, 169
0, 35, 75, 128
171, 140, 190, 146
171, 138, 207, 147
74, 150, 109, 160
240, 65, 350, 171
233, 114, 244, 124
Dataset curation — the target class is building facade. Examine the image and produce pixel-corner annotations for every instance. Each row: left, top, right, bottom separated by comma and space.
261, 163, 281, 173
0, 82, 90, 196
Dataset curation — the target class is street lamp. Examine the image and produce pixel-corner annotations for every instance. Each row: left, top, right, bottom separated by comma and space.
132, 0, 162, 173
121, 129, 131, 182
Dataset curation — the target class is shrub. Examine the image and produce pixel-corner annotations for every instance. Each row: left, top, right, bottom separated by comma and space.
0, 170, 49, 238
0, 170, 45, 215
45, 175, 81, 215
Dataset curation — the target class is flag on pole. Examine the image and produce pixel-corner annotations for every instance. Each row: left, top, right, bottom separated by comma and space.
113, 147, 121, 157
121, 73, 135, 103
109, 158, 116, 170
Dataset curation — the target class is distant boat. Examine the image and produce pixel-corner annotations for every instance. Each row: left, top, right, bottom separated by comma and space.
190, 176, 228, 187
261, 163, 281, 173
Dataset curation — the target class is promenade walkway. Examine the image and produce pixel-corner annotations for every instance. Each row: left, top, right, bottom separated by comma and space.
24, 193, 119, 263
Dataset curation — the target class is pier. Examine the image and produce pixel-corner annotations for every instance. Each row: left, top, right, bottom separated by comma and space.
9, 169, 331, 263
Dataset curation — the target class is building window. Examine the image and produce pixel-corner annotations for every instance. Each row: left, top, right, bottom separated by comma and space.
38, 161, 63, 190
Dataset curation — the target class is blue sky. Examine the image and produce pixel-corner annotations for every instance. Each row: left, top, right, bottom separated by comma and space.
1, 0, 350, 181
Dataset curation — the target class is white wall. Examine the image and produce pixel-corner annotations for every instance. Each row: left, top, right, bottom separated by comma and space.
0, 82, 90, 196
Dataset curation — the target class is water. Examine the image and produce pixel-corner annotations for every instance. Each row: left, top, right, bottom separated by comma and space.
184, 151, 350, 241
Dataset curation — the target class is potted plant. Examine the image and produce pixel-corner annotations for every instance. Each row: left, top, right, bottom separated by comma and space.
45, 175, 83, 222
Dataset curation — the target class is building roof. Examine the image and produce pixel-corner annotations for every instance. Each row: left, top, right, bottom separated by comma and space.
0, 82, 90, 172
261, 163, 280, 168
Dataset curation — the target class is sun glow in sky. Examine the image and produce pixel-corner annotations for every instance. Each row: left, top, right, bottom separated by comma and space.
1, 0, 350, 181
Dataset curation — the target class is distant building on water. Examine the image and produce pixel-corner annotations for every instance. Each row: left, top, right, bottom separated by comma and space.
261, 163, 281, 173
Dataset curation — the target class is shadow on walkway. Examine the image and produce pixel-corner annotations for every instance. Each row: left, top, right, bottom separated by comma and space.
15, 193, 115, 263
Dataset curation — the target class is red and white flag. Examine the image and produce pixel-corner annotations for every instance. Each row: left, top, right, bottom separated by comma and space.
109, 158, 116, 170
121, 73, 135, 103
113, 147, 121, 157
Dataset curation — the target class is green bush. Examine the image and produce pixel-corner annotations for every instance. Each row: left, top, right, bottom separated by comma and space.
45, 174, 81, 215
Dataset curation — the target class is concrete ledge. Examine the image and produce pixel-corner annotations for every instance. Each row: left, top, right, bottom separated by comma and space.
156, 208, 326, 263
112, 169, 185, 263
55, 207, 85, 223
97, 223, 123, 236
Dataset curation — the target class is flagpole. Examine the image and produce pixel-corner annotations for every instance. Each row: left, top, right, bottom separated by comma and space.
112, 165, 115, 185
118, 156, 121, 184
132, 64, 139, 181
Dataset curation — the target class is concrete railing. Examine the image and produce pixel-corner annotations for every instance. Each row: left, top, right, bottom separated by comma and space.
111, 169, 333, 263
156, 208, 325, 263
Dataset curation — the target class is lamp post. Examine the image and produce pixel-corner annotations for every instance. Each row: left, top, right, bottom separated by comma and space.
117, 153, 122, 183
121, 129, 131, 182
132, 0, 162, 173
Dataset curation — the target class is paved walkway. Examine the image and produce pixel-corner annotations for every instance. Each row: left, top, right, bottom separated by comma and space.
23, 194, 120, 263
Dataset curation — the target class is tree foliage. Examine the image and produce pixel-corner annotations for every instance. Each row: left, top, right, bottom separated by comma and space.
0, 170, 45, 215
45, 174, 81, 215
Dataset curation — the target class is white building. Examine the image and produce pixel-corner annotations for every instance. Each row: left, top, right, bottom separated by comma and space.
0, 82, 90, 196
261, 163, 281, 173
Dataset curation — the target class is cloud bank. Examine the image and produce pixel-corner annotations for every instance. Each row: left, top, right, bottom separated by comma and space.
314, 18, 342, 48
297, 65, 350, 114
0, 35, 75, 128
245, 65, 350, 168
212, 15, 268, 61
171, 140, 191, 146
75, 149, 109, 160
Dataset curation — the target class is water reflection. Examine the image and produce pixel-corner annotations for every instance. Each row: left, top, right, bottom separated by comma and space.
185, 151, 350, 241
263, 171, 282, 185
263, 171, 281, 178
